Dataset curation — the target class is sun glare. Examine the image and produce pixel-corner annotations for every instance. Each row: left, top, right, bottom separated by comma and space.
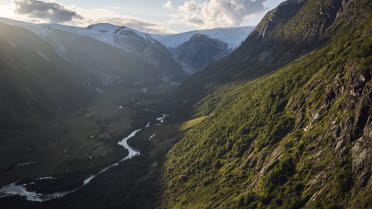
0, 4, 14, 18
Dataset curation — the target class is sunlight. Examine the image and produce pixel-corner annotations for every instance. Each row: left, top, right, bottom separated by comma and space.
0, 4, 15, 18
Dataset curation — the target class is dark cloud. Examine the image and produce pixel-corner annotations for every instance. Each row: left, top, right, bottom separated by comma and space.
14, 0, 82, 23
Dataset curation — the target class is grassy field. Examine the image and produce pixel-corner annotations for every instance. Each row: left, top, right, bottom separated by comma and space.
179, 116, 210, 131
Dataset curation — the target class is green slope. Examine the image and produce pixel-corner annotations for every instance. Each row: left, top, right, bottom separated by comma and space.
161, 0, 372, 208
174, 0, 360, 117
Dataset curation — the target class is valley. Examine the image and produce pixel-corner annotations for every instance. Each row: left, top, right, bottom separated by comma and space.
0, 82, 180, 208
0, 0, 371, 208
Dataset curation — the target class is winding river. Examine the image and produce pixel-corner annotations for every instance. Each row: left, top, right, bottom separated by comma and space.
0, 114, 167, 202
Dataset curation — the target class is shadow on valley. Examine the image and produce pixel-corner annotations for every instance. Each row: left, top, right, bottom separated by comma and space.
0, 82, 180, 209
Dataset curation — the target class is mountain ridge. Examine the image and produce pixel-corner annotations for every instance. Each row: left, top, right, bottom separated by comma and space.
0, 22, 96, 131
152, 26, 254, 49
0, 17, 254, 76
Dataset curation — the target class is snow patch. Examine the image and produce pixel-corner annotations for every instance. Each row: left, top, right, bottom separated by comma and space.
151, 26, 254, 49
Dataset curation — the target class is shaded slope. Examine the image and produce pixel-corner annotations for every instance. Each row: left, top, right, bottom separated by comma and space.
171, 34, 229, 74
42, 28, 159, 87
113, 27, 186, 82
0, 23, 95, 131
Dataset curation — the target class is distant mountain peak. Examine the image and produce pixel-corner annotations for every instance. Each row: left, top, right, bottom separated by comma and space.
0, 17, 255, 77
152, 26, 255, 49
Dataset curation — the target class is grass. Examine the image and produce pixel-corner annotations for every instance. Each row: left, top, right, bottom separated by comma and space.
179, 116, 210, 132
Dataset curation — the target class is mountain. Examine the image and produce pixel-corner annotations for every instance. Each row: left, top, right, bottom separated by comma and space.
154, 26, 254, 74
175, 0, 350, 106
63, 23, 186, 81
152, 26, 254, 50
170, 33, 229, 74
112, 25, 186, 81
0, 18, 254, 76
0, 18, 164, 86
45, 24, 254, 76
0, 22, 96, 131
37, 27, 159, 87
0, 20, 185, 82
160, 0, 372, 208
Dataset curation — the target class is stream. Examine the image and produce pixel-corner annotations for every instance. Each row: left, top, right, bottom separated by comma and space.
0, 114, 167, 202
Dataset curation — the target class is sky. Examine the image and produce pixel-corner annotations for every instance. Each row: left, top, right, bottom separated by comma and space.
0, 0, 286, 34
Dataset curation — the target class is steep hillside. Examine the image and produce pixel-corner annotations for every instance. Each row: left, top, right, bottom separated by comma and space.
171, 34, 229, 74
161, 0, 371, 208
0, 23, 95, 131
176, 0, 354, 109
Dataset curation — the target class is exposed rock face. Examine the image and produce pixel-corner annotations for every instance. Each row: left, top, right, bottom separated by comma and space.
289, 63, 372, 208
253, 0, 306, 40
349, 70, 372, 196
252, 0, 345, 43
238, 0, 346, 66
170, 34, 229, 74
352, 135, 371, 192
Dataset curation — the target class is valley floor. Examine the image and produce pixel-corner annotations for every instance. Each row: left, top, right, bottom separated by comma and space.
0, 82, 183, 209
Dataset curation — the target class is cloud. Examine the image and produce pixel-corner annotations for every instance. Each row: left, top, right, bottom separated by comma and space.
13, 0, 82, 23
171, 0, 274, 29
162, 1, 173, 9
96, 16, 173, 34
70, 7, 174, 33
9, 0, 174, 33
